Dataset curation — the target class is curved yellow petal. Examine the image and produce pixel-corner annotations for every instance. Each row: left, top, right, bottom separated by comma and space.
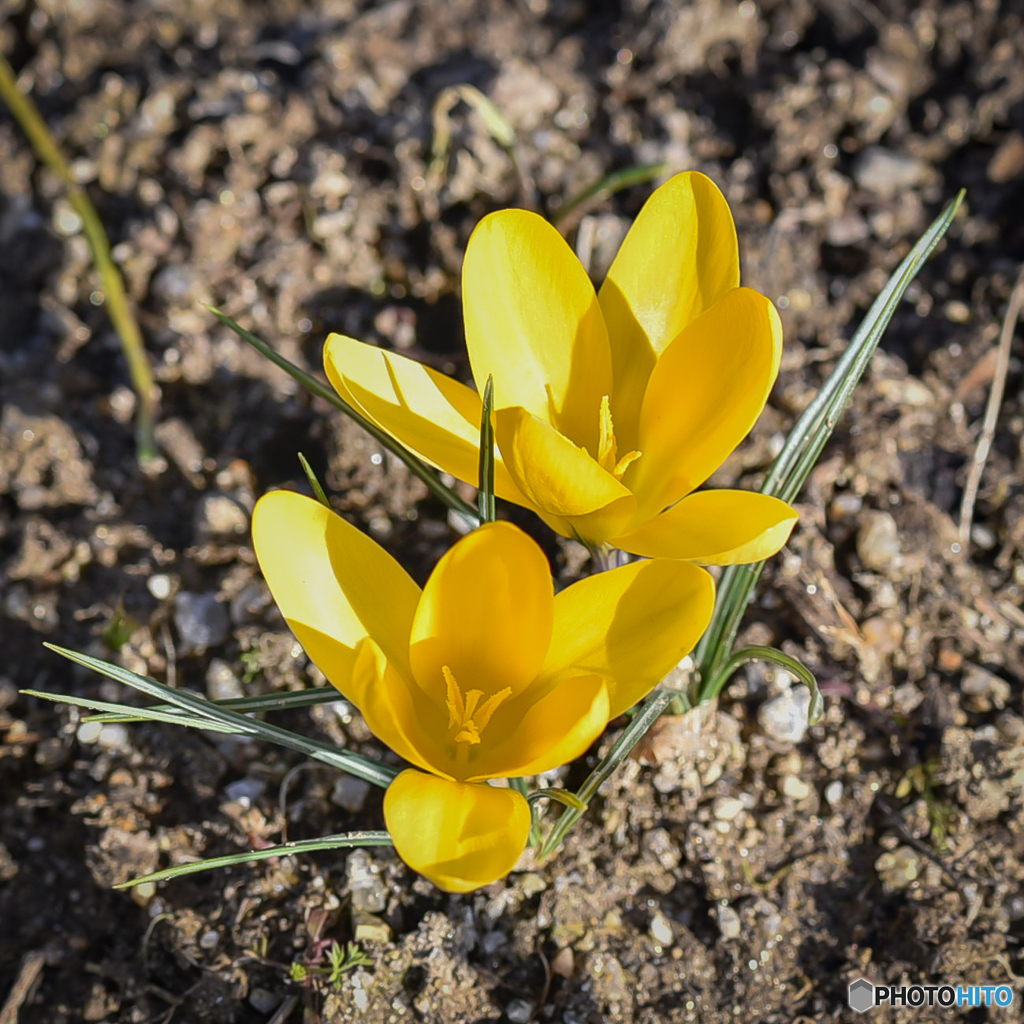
598, 172, 739, 451
629, 287, 782, 519
324, 333, 528, 507
463, 209, 612, 450
540, 558, 715, 718
466, 674, 609, 781
252, 490, 420, 687
494, 405, 633, 522
384, 770, 531, 893
409, 522, 553, 701
613, 490, 798, 564
348, 638, 453, 778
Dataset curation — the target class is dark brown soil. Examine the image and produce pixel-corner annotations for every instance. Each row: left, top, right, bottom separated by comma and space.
2, 1, 1023, 1021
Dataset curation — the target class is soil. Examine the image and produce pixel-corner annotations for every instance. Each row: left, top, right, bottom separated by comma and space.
2, 1, 1024, 1022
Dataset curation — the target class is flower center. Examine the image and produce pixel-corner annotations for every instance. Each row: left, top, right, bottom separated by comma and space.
443, 665, 511, 747
597, 395, 641, 480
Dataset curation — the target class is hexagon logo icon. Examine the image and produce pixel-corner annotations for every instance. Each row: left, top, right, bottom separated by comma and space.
849, 978, 875, 1013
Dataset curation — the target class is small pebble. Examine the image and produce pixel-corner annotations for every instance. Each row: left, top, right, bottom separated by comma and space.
506, 998, 535, 1024
97, 723, 130, 751
347, 849, 387, 912
551, 947, 574, 977
481, 930, 506, 954
352, 910, 391, 944
856, 511, 901, 572
876, 846, 920, 889
331, 775, 372, 813
195, 492, 249, 540
649, 912, 673, 946
224, 778, 266, 804
199, 930, 220, 949
824, 780, 844, 807
77, 720, 103, 745
713, 796, 744, 821
206, 658, 244, 701
853, 147, 930, 196
173, 591, 230, 655
249, 989, 280, 1014
717, 905, 741, 940
758, 687, 811, 743
781, 775, 811, 800
147, 574, 172, 600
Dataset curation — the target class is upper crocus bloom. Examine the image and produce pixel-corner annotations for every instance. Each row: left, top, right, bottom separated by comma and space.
253, 491, 713, 892
325, 171, 797, 563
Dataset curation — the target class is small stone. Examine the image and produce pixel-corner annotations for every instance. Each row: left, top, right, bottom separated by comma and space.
173, 591, 230, 655
481, 930, 506, 954
347, 849, 386, 912
352, 909, 391, 944
249, 989, 280, 1014
988, 133, 1024, 184
717, 905, 741, 940
195, 492, 249, 540
712, 796, 744, 821
781, 775, 811, 800
961, 665, 1010, 708
758, 687, 811, 743
875, 846, 920, 889
198, 929, 220, 949
206, 658, 244, 701
824, 780, 844, 807
97, 724, 130, 751
331, 775, 371, 813
147, 574, 172, 600
224, 778, 266, 804
856, 511, 901, 572
77, 721, 103, 745
853, 147, 930, 197
551, 947, 574, 977
506, 999, 535, 1024
649, 912, 673, 946
518, 873, 547, 898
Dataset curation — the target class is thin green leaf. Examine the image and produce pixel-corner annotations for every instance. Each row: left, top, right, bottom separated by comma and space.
527, 789, 588, 812
43, 644, 398, 788
205, 305, 479, 529
538, 687, 676, 860
298, 453, 331, 508
694, 191, 964, 693
113, 831, 393, 889
477, 375, 496, 523
700, 645, 823, 723
85, 686, 341, 724
551, 162, 668, 228
22, 689, 240, 733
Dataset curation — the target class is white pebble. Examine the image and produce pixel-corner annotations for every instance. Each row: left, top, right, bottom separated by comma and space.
758, 687, 811, 743
713, 796, 745, 821
782, 775, 811, 800
717, 905, 741, 940
147, 574, 172, 600
77, 721, 103, 745
649, 912, 674, 946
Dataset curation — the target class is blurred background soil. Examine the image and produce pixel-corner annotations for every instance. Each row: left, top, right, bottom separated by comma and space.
2, 0, 1024, 1021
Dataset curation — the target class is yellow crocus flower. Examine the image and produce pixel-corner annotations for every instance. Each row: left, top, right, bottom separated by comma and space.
253, 491, 714, 891
324, 171, 797, 562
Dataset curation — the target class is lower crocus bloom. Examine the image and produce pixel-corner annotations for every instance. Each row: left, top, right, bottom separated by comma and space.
323, 171, 797, 563
253, 491, 714, 891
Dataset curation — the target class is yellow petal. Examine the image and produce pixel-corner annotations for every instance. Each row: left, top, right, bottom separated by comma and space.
613, 490, 798, 564
251, 490, 420, 688
324, 333, 528, 506
349, 638, 453, 778
598, 172, 739, 450
384, 770, 531, 893
465, 674, 609, 781
463, 209, 612, 451
539, 558, 715, 718
494, 405, 634, 523
409, 522, 553, 701
629, 287, 782, 519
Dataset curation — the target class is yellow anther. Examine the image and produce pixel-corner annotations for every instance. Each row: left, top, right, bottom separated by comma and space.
597, 395, 641, 480
442, 665, 512, 747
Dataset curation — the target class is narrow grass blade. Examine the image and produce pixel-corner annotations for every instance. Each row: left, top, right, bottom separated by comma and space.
551, 162, 668, 228
538, 687, 676, 860
85, 686, 341, 724
298, 453, 331, 508
0, 55, 158, 464
113, 831, 393, 888
43, 644, 398, 788
694, 191, 964, 693
22, 689, 240, 733
477, 375, 496, 523
700, 645, 822, 723
206, 305, 480, 529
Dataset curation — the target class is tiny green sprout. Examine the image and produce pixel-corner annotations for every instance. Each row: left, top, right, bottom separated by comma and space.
102, 603, 138, 652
